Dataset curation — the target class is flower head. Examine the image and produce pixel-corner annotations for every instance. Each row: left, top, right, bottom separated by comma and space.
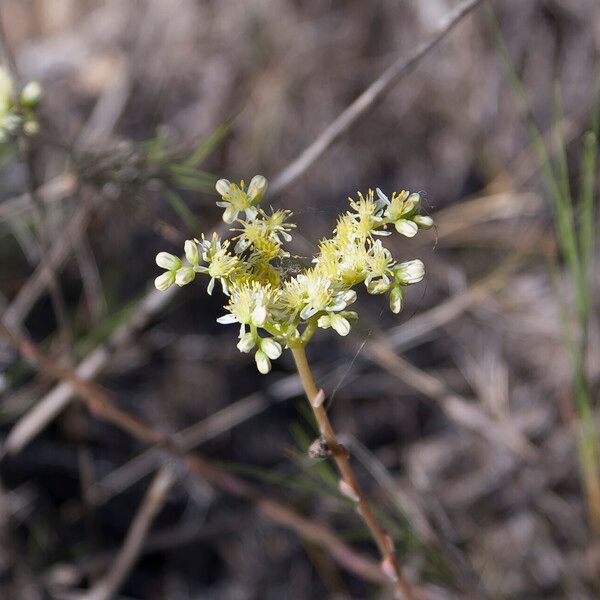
376, 188, 432, 237
365, 240, 396, 294
215, 175, 268, 223
217, 281, 278, 329
0, 68, 42, 140
193, 234, 240, 294
153, 176, 432, 372
348, 190, 388, 238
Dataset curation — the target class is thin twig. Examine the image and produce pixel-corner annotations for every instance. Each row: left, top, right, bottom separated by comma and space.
78, 466, 175, 600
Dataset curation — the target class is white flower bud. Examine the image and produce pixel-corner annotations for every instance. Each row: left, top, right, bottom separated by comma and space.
414, 215, 434, 229
23, 119, 39, 136
237, 332, 256, 353
154, 271, 175, 291
156, 252, 182, 271
260, 337, 282, 360
215, 178, 231, 197
394, 219, 418, 238
20, 81, 43, 107
255, 350, 271, 374
395, 259, 424, 285
175, 266, 195, 286
389, 286, 404, 314
184, 240, 199, 265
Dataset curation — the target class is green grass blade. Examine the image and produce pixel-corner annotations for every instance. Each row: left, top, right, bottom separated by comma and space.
578, 131, 597, 325
184, 119, 233, 169
164, 188, 202, 233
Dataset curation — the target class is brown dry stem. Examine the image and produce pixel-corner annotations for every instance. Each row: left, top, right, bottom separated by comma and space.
291, 345, 415, 600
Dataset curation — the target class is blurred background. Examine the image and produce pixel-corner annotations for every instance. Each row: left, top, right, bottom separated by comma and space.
0, 0, 599, 598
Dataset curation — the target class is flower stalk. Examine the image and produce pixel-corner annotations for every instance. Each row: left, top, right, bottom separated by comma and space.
291, 344, 415, 599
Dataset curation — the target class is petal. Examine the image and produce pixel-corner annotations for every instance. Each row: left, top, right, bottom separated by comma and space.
220, 278, 230, 296
396, 259, 425, 284
367, 279, 389, 294
215, 179, 231, 196
389, 287, 404, 314
375, 187, 389, 204
330, 315, 351, 336
247, 175, 268, 202
414, 215, 434, 229
217, 313, 238, 325
235, 238, 250, 253
394, 219, 418, 238
245, 206, 258, 221
402, 193, 421, 214
300, 304, 317, 320
207, 277, 215, 295
260, 338, 282, 359
328, 299, 346, 312
222, 207, 238, 224
341, 290, 357, 305
255, 350, 271, 374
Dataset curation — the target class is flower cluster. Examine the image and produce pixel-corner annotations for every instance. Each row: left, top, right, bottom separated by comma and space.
154, 177, 432, 373
0, 67, 43, 142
